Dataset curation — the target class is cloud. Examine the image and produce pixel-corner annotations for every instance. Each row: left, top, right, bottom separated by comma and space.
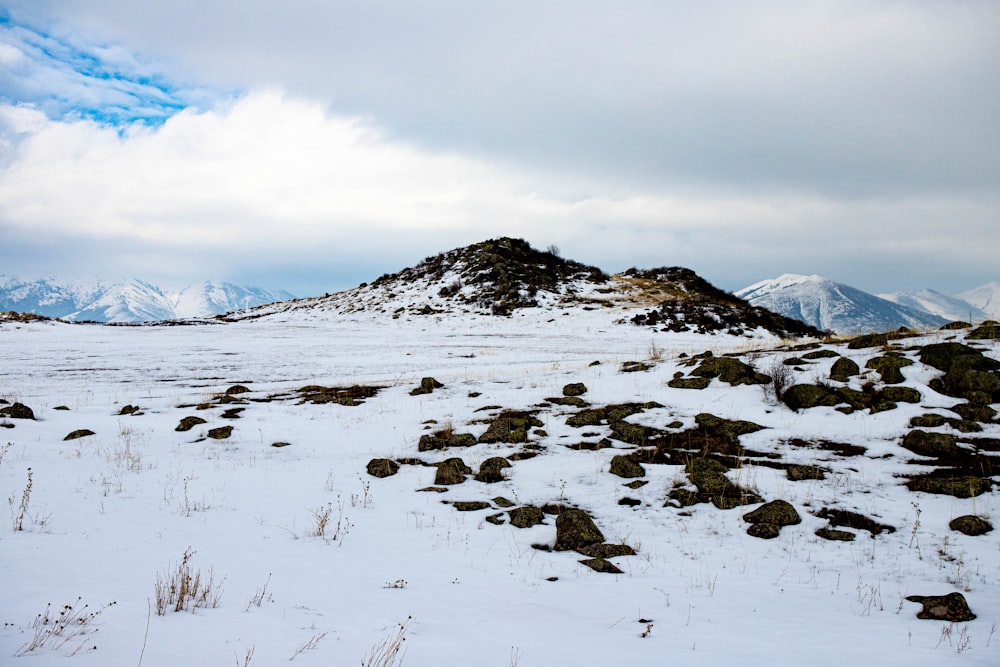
0, 90, 996, 296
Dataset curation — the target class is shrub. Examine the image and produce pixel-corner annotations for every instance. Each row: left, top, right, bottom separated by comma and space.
154, 548, 223, 615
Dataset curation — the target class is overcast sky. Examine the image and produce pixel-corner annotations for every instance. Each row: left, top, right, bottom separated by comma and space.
1, 1, 997, 297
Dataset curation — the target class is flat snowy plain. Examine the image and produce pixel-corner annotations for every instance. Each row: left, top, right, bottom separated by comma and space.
1, 310, 997, 666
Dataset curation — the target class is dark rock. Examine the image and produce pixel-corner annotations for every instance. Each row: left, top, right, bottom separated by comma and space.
418, 429, 477, 451
783, 384, 839, 411
207, 425, 233, 439
609, 454, 645, 478
618, 497, 641, 507
475, 457, 512, 483
905, 593, 976, 622
410, 377, 444, 396
417, 486, 449, 493
562, 383, 588, 397
434, 458, 472, 485
579, 557, 623, 574
815, 508, 895, 536
815, 527, 856, 541
879, 386, 921, 403
271, 442, 291, 448
225, 385, 251, 395
910, 414, 948, 428
901, 430, 958, 458
623, 480, 648, 489
967, 324, 1000, 340
951, 403, 996, 423
786, 465, 826, 481
667, 376, 713, 390
694, 413, 765, 443
866, 355, 914, 384
221, 407, 245, 419
118, 405, 141, 415
802, 349, 839, 359
509, 506, 545, 528
621, 361, 653, 373
554, 509, 605, 551
491, 496, 515, 508
747, 523, 782, 539
743, 500, 801, 526
689, 356, 770, 386
577, 543, 636, 558
667, 488, 700, 507
905, 474, 990, 498
64, 429, 95, 441
478, 410, 543, 444
0, 402, 35, 420
829, 357, 860, 382
366, 458, 400, 478
452, 501, 491, 511
948, 515, 993, 536
176, 416, 208, 432
485, 513, 506, 525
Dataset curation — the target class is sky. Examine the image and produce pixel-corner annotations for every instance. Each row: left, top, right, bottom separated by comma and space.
1, 1, 997, 298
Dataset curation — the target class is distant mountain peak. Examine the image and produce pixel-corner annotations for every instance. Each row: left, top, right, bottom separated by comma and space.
736, 274, 949, 334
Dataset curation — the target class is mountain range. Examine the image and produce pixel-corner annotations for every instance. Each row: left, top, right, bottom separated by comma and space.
2, 243, 997, 334
736, 274, 998, 334
0, 275, 294, 323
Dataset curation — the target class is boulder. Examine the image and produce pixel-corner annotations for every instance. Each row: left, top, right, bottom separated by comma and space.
176, 416, 207, 432
743, 500, 801, 527
475, 457, 512, 483
608, 455, 645, 479
829, 357, 860, 382
508, 506, 545, 528
865, 355, 914, 384
554, 509, 605, 551
207, 425, 232, 439
562, 383, 588, 397
905, 593, 976, 622
433, 458, 472, 485
64, 429, 95, 441
0, 402, 35, 420
901, 430, 959, 458
948, 515, 993, 536
366, 458, 400, 478
410, 377, 444, 396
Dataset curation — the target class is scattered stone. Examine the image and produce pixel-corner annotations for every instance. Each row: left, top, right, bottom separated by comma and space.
747, 523, 782, 539
452, 501, 491, 511
621, 361, 653, 373
417, 486, 449, 493
434, 458, 472, 485
905, 593, 976, 622
618, 497, 641, 507
783, 384, 840, 411
905, 474, 990, 498
967, 324, 1000, 340
689, 356, 770, 386
296, 384, 384, 406
786, 465, 826, 481
815, 527, 856, 541
509, 506, 545, 528
64, 429, 95, 441
475, 457, 512, 483
609, 454, 645, 478
554, 509, 605, 551
176, 416, 208, 432
0, 402, 35, 420
53, 406, 70, 411
580, 557, 623, 574
743, 500, 801, 527
207, 425, 233, 439
829, 357, 860, 382
478, 410, 543, 444
901, 430, 959, 458
491, 496, 515, 508
866, 355, 914, 384
548, 396, 588, 407
366, 458, 400, 478
485, 513, 506, 525
271, 442, 291, 448
221, 407, 245, 419
410, 377, 444, 396
695, 413, 765, 443
562, 383, 587, 397
623, 480, 648, 489
418, 429, 477, 451
879, 386, 921, 403
910, 414, 948, 428
815, 508, 895, 535
118, 404, 141, 415
802, 349, 839, 360
577, 543, 636, 558
948, 515, 993, 536
667, 376, 712, 390
666, 488, 700, 507
951, 403, 997, 423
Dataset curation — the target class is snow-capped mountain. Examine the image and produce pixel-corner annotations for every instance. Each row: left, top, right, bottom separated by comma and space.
0, 274, 294, 323
958, 281, 1000, 320
171, 282, 296, 319
735, 274, 948, 334
878, 289, 988, 323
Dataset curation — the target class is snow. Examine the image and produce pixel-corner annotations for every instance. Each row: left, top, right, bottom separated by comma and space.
959, 282, 1000, 321
1, 310, 998, 666
879, 290, 988, 324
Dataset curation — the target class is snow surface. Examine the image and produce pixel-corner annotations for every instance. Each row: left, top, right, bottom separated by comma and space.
1, 309, 998, 666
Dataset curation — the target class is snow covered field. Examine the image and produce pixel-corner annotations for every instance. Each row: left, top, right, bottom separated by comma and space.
1, 311, 997, 666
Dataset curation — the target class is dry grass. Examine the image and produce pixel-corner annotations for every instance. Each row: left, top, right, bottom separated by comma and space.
154, 548, 223, 615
